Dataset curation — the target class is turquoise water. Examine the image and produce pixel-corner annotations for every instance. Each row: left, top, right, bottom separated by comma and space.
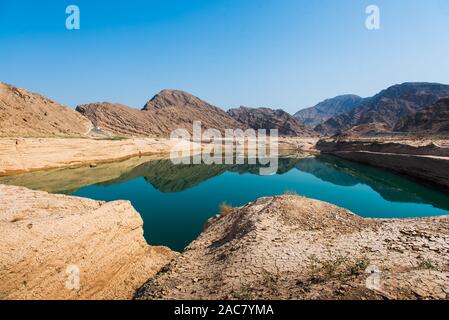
67, 155, 449, 252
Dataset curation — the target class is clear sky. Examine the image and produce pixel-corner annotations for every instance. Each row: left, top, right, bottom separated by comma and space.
1, 0, 448, 113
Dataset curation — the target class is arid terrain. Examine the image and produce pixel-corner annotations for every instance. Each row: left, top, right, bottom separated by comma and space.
76, 90, 247, 137
0, 136, 312, 176
0, 184, 177, 300
314, 83, 449, 135
136, 195, 449, 300
0, 82, 92, 138
395, 98, 449, 134
0, 137, 201, 176
227, 106, 314, 136
1, 80, 449, 300
294, 94, 364, 128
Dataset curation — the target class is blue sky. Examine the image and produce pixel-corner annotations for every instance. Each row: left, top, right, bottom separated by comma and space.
1, 0, 448, 113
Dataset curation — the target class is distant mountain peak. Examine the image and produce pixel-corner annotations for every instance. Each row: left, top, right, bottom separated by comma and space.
316, 82, 449, 135
227, 106, 313, 137
294, 94, 363, 128
142, 89, 206, 111
78, 89, 246, 137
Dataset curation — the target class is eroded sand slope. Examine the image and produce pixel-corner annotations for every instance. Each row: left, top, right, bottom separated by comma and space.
0, 185, 177, 300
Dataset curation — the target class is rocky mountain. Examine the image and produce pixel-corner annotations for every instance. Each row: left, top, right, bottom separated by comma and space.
77, 90, 246, 137
316, 83, 449, 135
294, 95, 363, 128
0, 82, 92, 137
395, 98, 449, 134
76, 102, 163, 137
227, 106, 313, 136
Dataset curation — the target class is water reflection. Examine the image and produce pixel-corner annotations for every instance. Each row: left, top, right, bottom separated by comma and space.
1, 153, 449, 212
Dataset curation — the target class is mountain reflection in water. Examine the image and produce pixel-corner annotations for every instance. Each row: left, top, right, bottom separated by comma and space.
1, 154, 448, 251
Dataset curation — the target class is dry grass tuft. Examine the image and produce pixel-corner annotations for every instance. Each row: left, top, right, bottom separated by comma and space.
219, 202, 235, 217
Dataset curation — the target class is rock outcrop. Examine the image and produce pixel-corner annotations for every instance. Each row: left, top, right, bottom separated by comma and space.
316, 138, 449, 190
227, 106, 313, 136
294, 95, 363, 128
317, 83, 449, 135
0, 82, 92, 138
77, 90, 246, 137
135, 195, 449, 300
0, 184, 177, 300
395, 98, 449, 134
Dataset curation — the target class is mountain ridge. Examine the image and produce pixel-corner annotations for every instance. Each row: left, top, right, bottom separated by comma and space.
316, 82, 449, 135
294, 94, 364, 128
395, 97, 449, 134
227, 106, 313, 137
77, 90, 247, 137
0, 82, 92, 138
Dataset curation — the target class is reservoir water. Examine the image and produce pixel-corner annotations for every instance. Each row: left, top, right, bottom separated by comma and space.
2, 154, 448, 252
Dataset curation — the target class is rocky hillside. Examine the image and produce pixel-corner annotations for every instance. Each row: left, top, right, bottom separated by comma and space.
76, 102, 163, 137
395, 98, 449, 134
0, 184, 177, 299
77, 90, 246, 137
316, 83, 449, 135
135, 195, 449, 300
0, 82, 92, 137
227, 106, 313, 136
294, 95, 363, 128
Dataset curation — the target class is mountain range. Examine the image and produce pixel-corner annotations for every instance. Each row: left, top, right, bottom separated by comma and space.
394, 97, 449, 134
227, 106, 313, 136
313, 83, 449, 135
1, 81, 449, 138
294, 95, 363, 128
76, 90, 246, 137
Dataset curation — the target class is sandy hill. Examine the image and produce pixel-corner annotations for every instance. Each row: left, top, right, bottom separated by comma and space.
227, 106, 313, 137
77, 90, 246, 137
0, 82, 92, 137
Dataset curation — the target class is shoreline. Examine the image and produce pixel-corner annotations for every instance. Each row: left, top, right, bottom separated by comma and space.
0, 137, 318, 177
317, 137, 449, 190
136, 195, 449, 300
2, 136, 449, 300
0, 184, 178, 300
1, 184, 448, 300
0, 137, 198, 176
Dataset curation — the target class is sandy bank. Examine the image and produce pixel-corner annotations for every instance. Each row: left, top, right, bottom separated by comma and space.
0, 137, 316, 177
136, 195, 449, 300
0, 184, 177, 300
0, 137, 196, 176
